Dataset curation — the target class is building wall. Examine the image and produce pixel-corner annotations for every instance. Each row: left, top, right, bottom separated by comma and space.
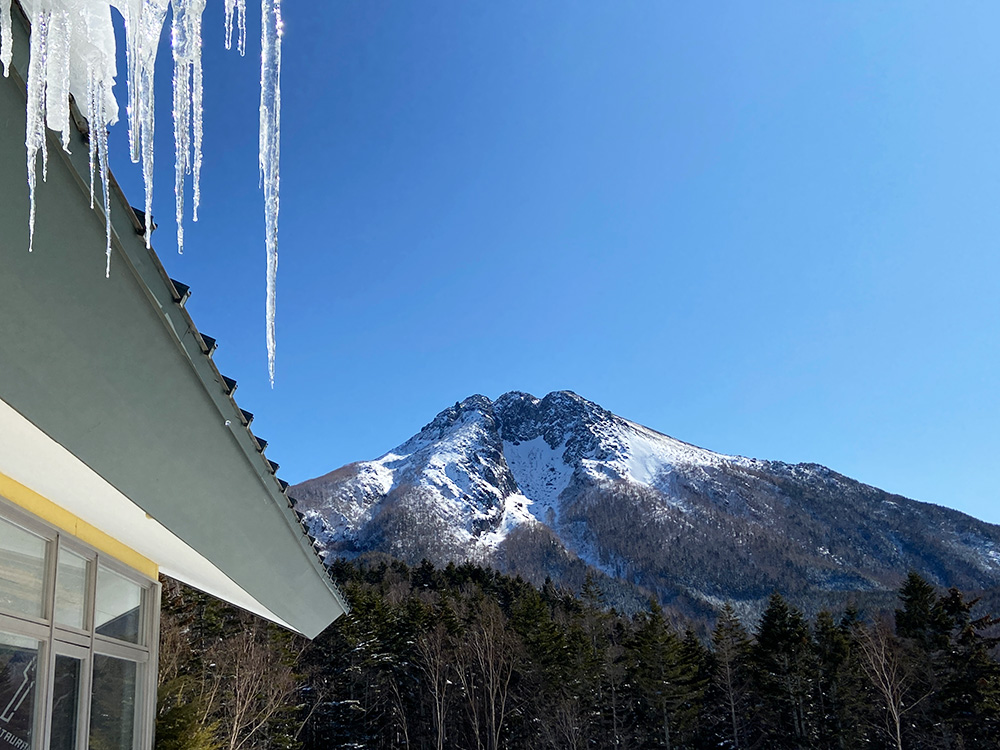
0, 497, 160, 750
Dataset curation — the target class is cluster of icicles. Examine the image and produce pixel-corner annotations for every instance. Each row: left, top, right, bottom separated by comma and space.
0, 0, 283, 383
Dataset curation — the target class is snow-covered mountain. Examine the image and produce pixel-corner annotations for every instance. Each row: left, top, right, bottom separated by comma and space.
293, 391, 1000, 613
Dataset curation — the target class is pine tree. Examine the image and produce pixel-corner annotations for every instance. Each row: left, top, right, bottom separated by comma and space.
811, 609, 875, 749
894, 571, 951, 651
892, 572, 953, 748
627, 601, 702, 749
703, 603, 751, 750
748, 593, 817, 748
934, 588, 1000, 745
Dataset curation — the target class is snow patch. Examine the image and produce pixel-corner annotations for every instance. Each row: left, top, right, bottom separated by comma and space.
622, 421, 748, 482
502, 436, 573, 526
478, 493, 535, 550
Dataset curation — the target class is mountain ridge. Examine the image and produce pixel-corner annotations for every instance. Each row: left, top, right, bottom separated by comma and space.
293, 390, 1000, 615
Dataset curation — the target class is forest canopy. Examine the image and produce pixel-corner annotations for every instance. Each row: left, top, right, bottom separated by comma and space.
157, 561, 1000, 750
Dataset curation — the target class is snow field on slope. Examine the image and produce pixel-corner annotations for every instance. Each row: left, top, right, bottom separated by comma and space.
368, 409, 508, 533
479, 492, 536, 550
501, 435, 574, 526
622, 421, 749, 480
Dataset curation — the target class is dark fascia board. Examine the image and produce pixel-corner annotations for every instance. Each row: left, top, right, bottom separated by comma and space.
0, 5, 348, 636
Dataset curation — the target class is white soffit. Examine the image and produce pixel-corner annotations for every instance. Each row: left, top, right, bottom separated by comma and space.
0, 396, 295, 631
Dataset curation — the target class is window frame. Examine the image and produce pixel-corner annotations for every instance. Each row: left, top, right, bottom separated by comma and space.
44, 642, 90, 750
0, 497, 160, 750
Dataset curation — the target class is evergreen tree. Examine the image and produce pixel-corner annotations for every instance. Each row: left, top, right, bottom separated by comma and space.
892, 572, 954, 749
748, 593, 817, 749
627, 601, 702, 749
895, 571, 951, 651
934, 588, 1000, 745
703, 603, 751, 750
811, 609, 873, 749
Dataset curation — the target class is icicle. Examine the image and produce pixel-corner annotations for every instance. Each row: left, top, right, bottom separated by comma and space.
236, 0, 245, 55
20, 0, 118, 258
224, 0, 232, 46
25, 6, 50, 253
1, 0, 12, 77
88, 66, 96, 207
191, 34, 202, 220
44, 7, 71, 153
86, 67, 111, 275
99, 92, 110, 276
113, 0, 169, 246
260, 0, 281, 386
170, 0, 205, 254
223, 0, 245, 55
171, 0, 188, 253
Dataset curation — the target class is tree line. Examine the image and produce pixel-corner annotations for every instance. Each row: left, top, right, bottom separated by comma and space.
156, 560, 1000, 750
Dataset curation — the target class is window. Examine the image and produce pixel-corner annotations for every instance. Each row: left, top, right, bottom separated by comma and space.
0, 517, 48, 620
54, 549, 88, 631
0, 500, 159, 750
95, 568, 143, 645
89, 656, 137, 750
0, 632, 40, 750
49, 655, 82, 750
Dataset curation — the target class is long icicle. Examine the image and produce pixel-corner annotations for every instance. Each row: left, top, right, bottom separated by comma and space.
87, 67, 112, 276
44, 7, 72, 153
171, 0, 189, 254
115, 0, 169, 247
260, 0, 281, 386
25, 6, 50, 253
190, 0, 203, 221
98, 80, 110, 277
170, 0, 205, 253
88, 67, 97, 207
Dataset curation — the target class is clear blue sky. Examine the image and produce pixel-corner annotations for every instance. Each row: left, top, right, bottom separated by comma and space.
107, 2, 1000, 524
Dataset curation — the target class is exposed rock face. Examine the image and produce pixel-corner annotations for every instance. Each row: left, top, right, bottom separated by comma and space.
293, 391, 1000, 613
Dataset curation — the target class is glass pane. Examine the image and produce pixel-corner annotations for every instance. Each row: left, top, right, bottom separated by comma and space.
0, 517, 48, 619
49, 655, 81, 750
89, 655, 136, 750
94, 567, 142, 644
0, 632, 41, 750
55, 548, 89, 630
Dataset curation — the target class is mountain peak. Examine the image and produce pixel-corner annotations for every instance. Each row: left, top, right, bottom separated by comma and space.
416, 394, 495, 440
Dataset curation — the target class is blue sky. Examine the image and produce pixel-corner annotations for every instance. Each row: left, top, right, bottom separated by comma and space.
107, 2, 1000, 524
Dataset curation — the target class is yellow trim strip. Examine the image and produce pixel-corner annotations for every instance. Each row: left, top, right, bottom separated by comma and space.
0, 471, 158, 579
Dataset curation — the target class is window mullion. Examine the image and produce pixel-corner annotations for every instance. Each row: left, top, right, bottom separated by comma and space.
35, 533, 59, 750
76, 655, 92, 750
84, 555, 97, 750
139, 581, 161, 750
38, 642, 55, 750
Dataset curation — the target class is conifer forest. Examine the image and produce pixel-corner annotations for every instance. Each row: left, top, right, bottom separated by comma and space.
156, 561, 1000, 750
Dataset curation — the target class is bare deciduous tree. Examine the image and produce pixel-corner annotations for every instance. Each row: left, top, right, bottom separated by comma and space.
203, 615, 304, 750
454, 600, 519, 750
855, 619, 931, 750
416, 622, 452, 750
